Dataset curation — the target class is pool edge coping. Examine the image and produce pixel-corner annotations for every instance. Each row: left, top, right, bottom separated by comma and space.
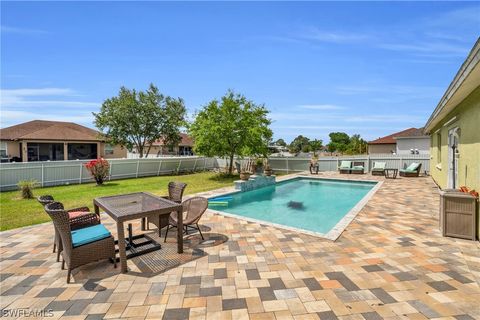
206, 173, 384, 241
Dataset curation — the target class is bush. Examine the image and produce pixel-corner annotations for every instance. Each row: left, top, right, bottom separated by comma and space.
85, 158, 110, 185
17, 180, 38, 199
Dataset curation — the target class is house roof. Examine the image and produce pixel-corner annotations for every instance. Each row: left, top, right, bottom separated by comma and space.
153, 133, 193, 146
0, 120, 104, 142
424, 38, 480, 133
368, 127, 425, 145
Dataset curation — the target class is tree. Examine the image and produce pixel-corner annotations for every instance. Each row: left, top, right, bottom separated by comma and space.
309, 139, 323, 156
289, 135, 310, 153
327, 132, 351, 154
94, 84, 186, 158
326, 142, 337, 154
275, 139, 287, 147
346, 134, 368, 155
189, 90, 272, 175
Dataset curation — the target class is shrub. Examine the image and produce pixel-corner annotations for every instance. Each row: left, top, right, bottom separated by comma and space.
85, 158, 110, 185
17, 180, 38, 199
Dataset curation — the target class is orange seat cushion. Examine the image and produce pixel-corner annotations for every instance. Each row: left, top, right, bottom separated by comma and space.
68, 211, 91, 219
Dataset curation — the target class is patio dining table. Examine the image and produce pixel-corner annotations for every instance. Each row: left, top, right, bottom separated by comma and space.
94, 192, 183, 273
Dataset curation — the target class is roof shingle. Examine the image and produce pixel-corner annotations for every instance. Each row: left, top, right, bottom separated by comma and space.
0, 120, 104, 141
368, 127, 425, 145
153, 133, 193, 146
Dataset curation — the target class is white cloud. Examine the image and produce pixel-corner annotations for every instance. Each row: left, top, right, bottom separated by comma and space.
335, 84, 442, 97
0, 88, 99, 108
1, 25, 48, 35
343, 114, 425, 123
0, 110, 94, 128
297, 27, 371, 44
297, 104, 345, 110
1, 88, 74, 96
378, 42, 470, 57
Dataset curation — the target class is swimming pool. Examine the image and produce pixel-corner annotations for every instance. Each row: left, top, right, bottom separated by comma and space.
208, 177, 379, 239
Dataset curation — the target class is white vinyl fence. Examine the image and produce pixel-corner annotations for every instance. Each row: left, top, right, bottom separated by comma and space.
216, 154, 430, 175
0, 154, 430, 192
0, 157, 217, 191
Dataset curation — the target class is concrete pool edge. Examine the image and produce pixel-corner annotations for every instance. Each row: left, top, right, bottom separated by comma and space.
204, 173, 384, 241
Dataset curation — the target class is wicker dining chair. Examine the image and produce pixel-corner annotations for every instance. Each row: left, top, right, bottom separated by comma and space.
37, 196, 100, 262
147, 182, 187, 235
164, 197, 208, 242
44, 202, 116, 283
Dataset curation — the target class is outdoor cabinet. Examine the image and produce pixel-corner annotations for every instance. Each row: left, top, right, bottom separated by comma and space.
440, 189, 478, 241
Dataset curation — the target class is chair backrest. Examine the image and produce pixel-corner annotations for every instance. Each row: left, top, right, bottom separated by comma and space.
183, 197, 208, 224
353, 161, 364, 168
37, 195, 55, 206
44, 202, 73, 254
373, 162, 386, 169
168, 182, 187, 203
406, 162, 420, 171
340, 160, 351, 168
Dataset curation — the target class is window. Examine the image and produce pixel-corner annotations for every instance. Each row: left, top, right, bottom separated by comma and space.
0, 142, 7, 158
105, 144, 114, 155
436, 132, 442, 163
67, 143, 97, 160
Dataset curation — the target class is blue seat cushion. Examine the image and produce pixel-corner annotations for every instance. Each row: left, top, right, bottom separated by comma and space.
72, 224, 111, 248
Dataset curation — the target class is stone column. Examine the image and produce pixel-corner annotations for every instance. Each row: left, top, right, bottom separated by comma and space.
22, 141, 28, 162
63, 142, 68, 161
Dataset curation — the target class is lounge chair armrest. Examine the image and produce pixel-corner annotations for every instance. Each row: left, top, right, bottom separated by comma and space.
70, 213, 100, 230
67, 206, 90, 213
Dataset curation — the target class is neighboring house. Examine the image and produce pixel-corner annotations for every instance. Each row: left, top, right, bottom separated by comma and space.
0, 120, 127, 162
268, 143, 288, 154
143, 133, 194, 156
368, 127, 430, 155
424, 39, 479, 193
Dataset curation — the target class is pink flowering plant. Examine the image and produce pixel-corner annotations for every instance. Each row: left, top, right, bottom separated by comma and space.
85, 158, 110, 185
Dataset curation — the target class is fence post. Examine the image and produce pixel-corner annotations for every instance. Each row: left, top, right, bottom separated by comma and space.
41, 163, 45, 187
79, 162, 82, 184
109, 161, 113, 180
204, 158, 207, 171
193, 158, 197, 172
136, 159, 140, 178
157, 159, 162, 176
177, 159, 182, 174
286, 158, 289, 174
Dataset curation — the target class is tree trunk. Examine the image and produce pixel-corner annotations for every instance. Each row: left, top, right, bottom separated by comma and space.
138, 145, 144, 158
228, 153, 234, 175
145, 143, 153, 158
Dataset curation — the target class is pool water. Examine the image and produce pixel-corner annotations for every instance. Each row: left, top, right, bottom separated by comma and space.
208, 178, 376, 234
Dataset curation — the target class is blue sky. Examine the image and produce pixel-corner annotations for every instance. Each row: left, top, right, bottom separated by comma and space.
1, 2, 479, 143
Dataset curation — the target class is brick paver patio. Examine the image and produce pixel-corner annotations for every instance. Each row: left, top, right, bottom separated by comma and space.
1, 173, 479, 319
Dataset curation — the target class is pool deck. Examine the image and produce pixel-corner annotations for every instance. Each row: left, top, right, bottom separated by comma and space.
1, 172, 479, 319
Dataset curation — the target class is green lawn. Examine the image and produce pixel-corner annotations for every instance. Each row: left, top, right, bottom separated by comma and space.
0, 172, 238, 231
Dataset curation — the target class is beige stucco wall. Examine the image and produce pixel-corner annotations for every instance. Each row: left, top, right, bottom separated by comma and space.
368, 144, 396, 154
101, 143, 127, 159
2, 141, 21, 158
430, 86, 480, 190
429, 85, 480, 239
1, 140, 127, 161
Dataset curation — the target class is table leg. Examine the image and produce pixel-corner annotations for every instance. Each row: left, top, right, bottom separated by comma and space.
141, 217, 146, 231
176, 209, 183, 254
116, 221, 128, 273
94, 203, 101, 221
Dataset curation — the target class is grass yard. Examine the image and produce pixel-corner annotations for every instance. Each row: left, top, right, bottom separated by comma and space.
0, 172, 238, 231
